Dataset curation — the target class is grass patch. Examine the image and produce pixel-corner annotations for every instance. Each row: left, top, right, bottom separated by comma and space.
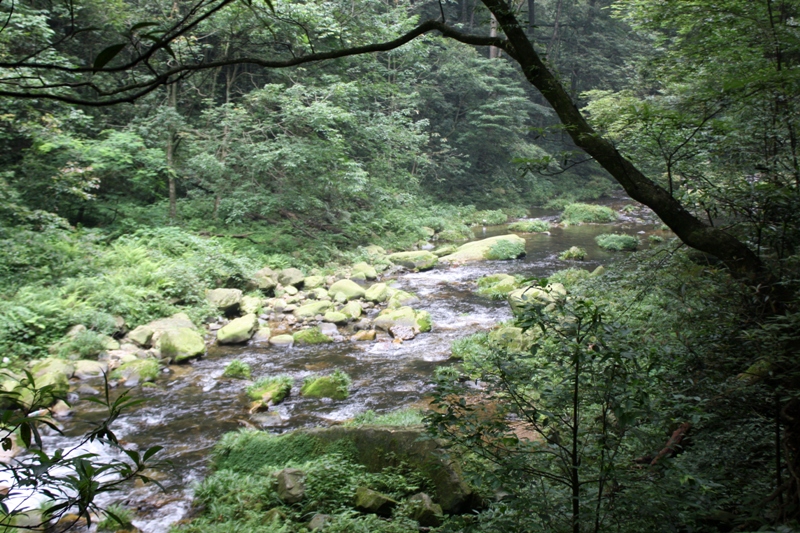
450, 332, 491, 360
97, 503, 134, 532
465, 209, 508, 226
560, 203, 617, 225
559, 246, 587, 260
222, 359, 251, 379
485, 239, 526, 260
595, 233, 639, 251
246, 375, 292, 403
345, 408, 425, 427
508, 219, 550, 233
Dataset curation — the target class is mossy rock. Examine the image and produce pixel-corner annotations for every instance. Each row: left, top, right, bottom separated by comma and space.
30, 358, 74, 380
252, 267, 278, 291
341, 301, 362, 319
387, 251, 438, 271
440, 234, 526, 263
269, 334, 294, 347
206, 288, 243, 314
489, 326, 537, 354
301, 371, 351, 400
352, 262, 378, 280
364, 283, 390, 303
111, 358, 160, 385
304, 275, 326, 289
240, 296, 262, 315
294, 300, 333, 318
277, 268, 306, 287
217, 314, 259, 345
354, 486, 397, 517
247, 376, 292, 404
73, 359, 107, 380
432, 244, 458, 257
508, 283, 567, 317
293, 328, 333, 345
323, 311, 348, 325
386, 290, 419, 309
373, 307, 431, 333
476, 273, 519, 299
328, 279, 366, 301
157, 327, 206, 362
127, 325, 154, 347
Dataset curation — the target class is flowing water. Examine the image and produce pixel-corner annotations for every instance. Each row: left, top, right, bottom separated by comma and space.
39, 200, 666, 531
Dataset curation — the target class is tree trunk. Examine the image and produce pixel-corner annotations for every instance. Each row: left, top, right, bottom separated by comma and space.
489, 13, 499, 58
480, 0, 762, 278
166, 83, 178, 222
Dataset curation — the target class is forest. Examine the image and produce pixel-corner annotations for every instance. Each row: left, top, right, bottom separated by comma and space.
0, 0, 799, 531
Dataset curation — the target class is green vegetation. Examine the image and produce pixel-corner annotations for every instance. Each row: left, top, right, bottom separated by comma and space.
346, 409, 425, 427
301, 370, 352, 400
558, 246, 588, 260
508, 219, 551, 233
222, 360, 252, 380
595, 233, 639, 251
246, 375, 293, 404
485, 239, 526, 260
560, 203, 618, 225
97, 504, 135, 532
475, 274, 520, 299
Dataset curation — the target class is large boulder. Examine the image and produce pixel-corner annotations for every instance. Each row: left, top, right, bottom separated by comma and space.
373, 307, 431, 333
352, 262, 378, 280
240, 296, 262, 315
387, 290, 419, 309
387, 251, 438, 271
341, 301, 362, 320
407, 493, 443, 527
157, 327, 206, 362
206, 288, 243, 314
294, 300, 332, 319
127, 325, 154, 348
440, 234, 526, 263
303, 275, 326, 289
110, 358, 160, 386
217, 314, 259, 344
73, 360, 107, 380
278, 268, 305, 287
253, 267, 278, 291
31, 358, 74, 380
275, 468, 306, 503
328, 279, 366, 301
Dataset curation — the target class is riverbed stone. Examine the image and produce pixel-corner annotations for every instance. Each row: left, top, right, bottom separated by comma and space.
240, 295, 262, 315
318, 323, 339, 338
352, 330, 376, 342
387, 290, 419, 309
341, 300, 362, 319
303, 275, 325, 289
308, 514, 331, 530
323, 311, 348, 325
328, 279, 366, 301
301, 374, 349, 399
253, 326, 272, 342
508, 283, 566, 316
389, 325, 416, 341
73, 359, 107, 380
373, 307, 431, 333
293, 327, 333, 345
217, 314, 259, 344
111, 358, 160, 386
440, 234, 526, 263
354, 486, 397, 517
127, 325, 154, 348
31, 358, 74, 380
350, 271, 367, 281
253, 267, 278, 291
432, 244, 458, 257
275, 468, 306, 503
294, 300, 332, 318
270, 334, 294, 348
387, 251, 438, 271
364, 283, 390, 303
309, 287, 329, 300
278, 268, 305, 287
353, 262, 377, 281
157, 327, 206, 362
206, 288, 243, 314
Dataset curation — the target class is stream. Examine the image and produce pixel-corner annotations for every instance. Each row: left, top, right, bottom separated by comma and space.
41, 200, 666, 532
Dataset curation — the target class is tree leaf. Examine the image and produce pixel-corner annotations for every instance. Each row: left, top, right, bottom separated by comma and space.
93, 43, 127, 71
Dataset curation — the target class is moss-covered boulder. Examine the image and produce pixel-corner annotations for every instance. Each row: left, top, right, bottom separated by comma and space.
269, 334, 294, 347
489, 326, 537, 354
127, 325, 154, 348
278, 268, 305, 287
206, 288, 243, 314
440, 234, 526, 263
508, 283, 567, 316
300, 370, 351, 399
323, 311, 348, 325
308, 287, 330, 300
387, 290, 419, 309
31, 358, 74, 380
407, 493, 443, 527
157, 327, 206, 362
373, 307, 431, 333
217, 314, 259, 345
293, 300, 332, 319
341, 301, 362, 320
148, 312, 197, 334
275, 468, 306, 504
432, 244, 458, 257
354, 487, 397, 517
476, 273, 519, 299
253, 326, 272, 342
73, 359, 107, 380
240, 296, 262, 315
364, 283, 390, 303
247, 375, 292, 404
111, 358, 160, 386
293, 327, 333, 345
352, 262, 378, 280
328, 279, 366, 301
387, 251, 438, 271
303, 275, 326, 289
253, 267, 278, 291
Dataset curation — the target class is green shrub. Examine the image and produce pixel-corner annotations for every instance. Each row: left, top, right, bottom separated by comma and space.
97, 504, 134, 532
595, 233, 639, 251
508, 219, 550, 233
467, 209, 508, 226
486, 239, 526, 260
222, 359, 251, 379
345, 408, 424, 427
648, 234, 664, 244
548, 268, 592, 287
559, 246, 587, 260
560, 203, 617, 224
53, 329, 112, 359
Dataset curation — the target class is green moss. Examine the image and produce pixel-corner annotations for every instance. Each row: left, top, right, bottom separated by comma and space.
222, 359, 251, 379
595, 233, 639, 251
301, 370, 351, 400
548, 268, 592, 287
476, 274, 519, 299
346, 409, 425, 427
508, 219, 550, 233
246, 375, 292, 403
559, 246, 587, 260
485, 239, 526, 260
560, 203, 617, 224
292, 327, 332, 345
110, 358, 160, 382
